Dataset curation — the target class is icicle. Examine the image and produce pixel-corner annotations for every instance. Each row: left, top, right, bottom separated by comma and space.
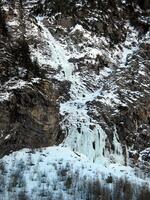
112, 126, 124, 165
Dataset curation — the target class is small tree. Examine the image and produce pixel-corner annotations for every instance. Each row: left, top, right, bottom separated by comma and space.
0, 0, 8, 36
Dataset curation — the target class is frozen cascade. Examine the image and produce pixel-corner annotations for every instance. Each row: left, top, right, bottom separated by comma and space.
38, 19, 125, 166
60, 94, 125, 165
119, 23, 139, 68
38, 20, 74, 80
112, 126, 124, 165
61, 101, 109, 165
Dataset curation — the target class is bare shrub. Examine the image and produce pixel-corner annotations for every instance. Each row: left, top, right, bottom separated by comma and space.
138, 184, 150, 200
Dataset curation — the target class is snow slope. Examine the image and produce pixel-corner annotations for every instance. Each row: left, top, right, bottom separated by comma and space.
0, 146, 149, 200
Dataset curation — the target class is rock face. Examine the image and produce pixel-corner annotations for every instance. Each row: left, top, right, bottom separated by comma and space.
0, 0, 150, 175
0, 0, 66, 156
0, 80, 61, 156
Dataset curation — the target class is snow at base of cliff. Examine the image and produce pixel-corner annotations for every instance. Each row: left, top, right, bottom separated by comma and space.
0, 146, 149, 200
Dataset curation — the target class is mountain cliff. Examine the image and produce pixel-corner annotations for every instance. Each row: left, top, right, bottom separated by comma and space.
0, 0, 150, 199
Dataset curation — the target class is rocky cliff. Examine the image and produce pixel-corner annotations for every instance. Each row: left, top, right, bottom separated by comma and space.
0, 0, 150, 199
